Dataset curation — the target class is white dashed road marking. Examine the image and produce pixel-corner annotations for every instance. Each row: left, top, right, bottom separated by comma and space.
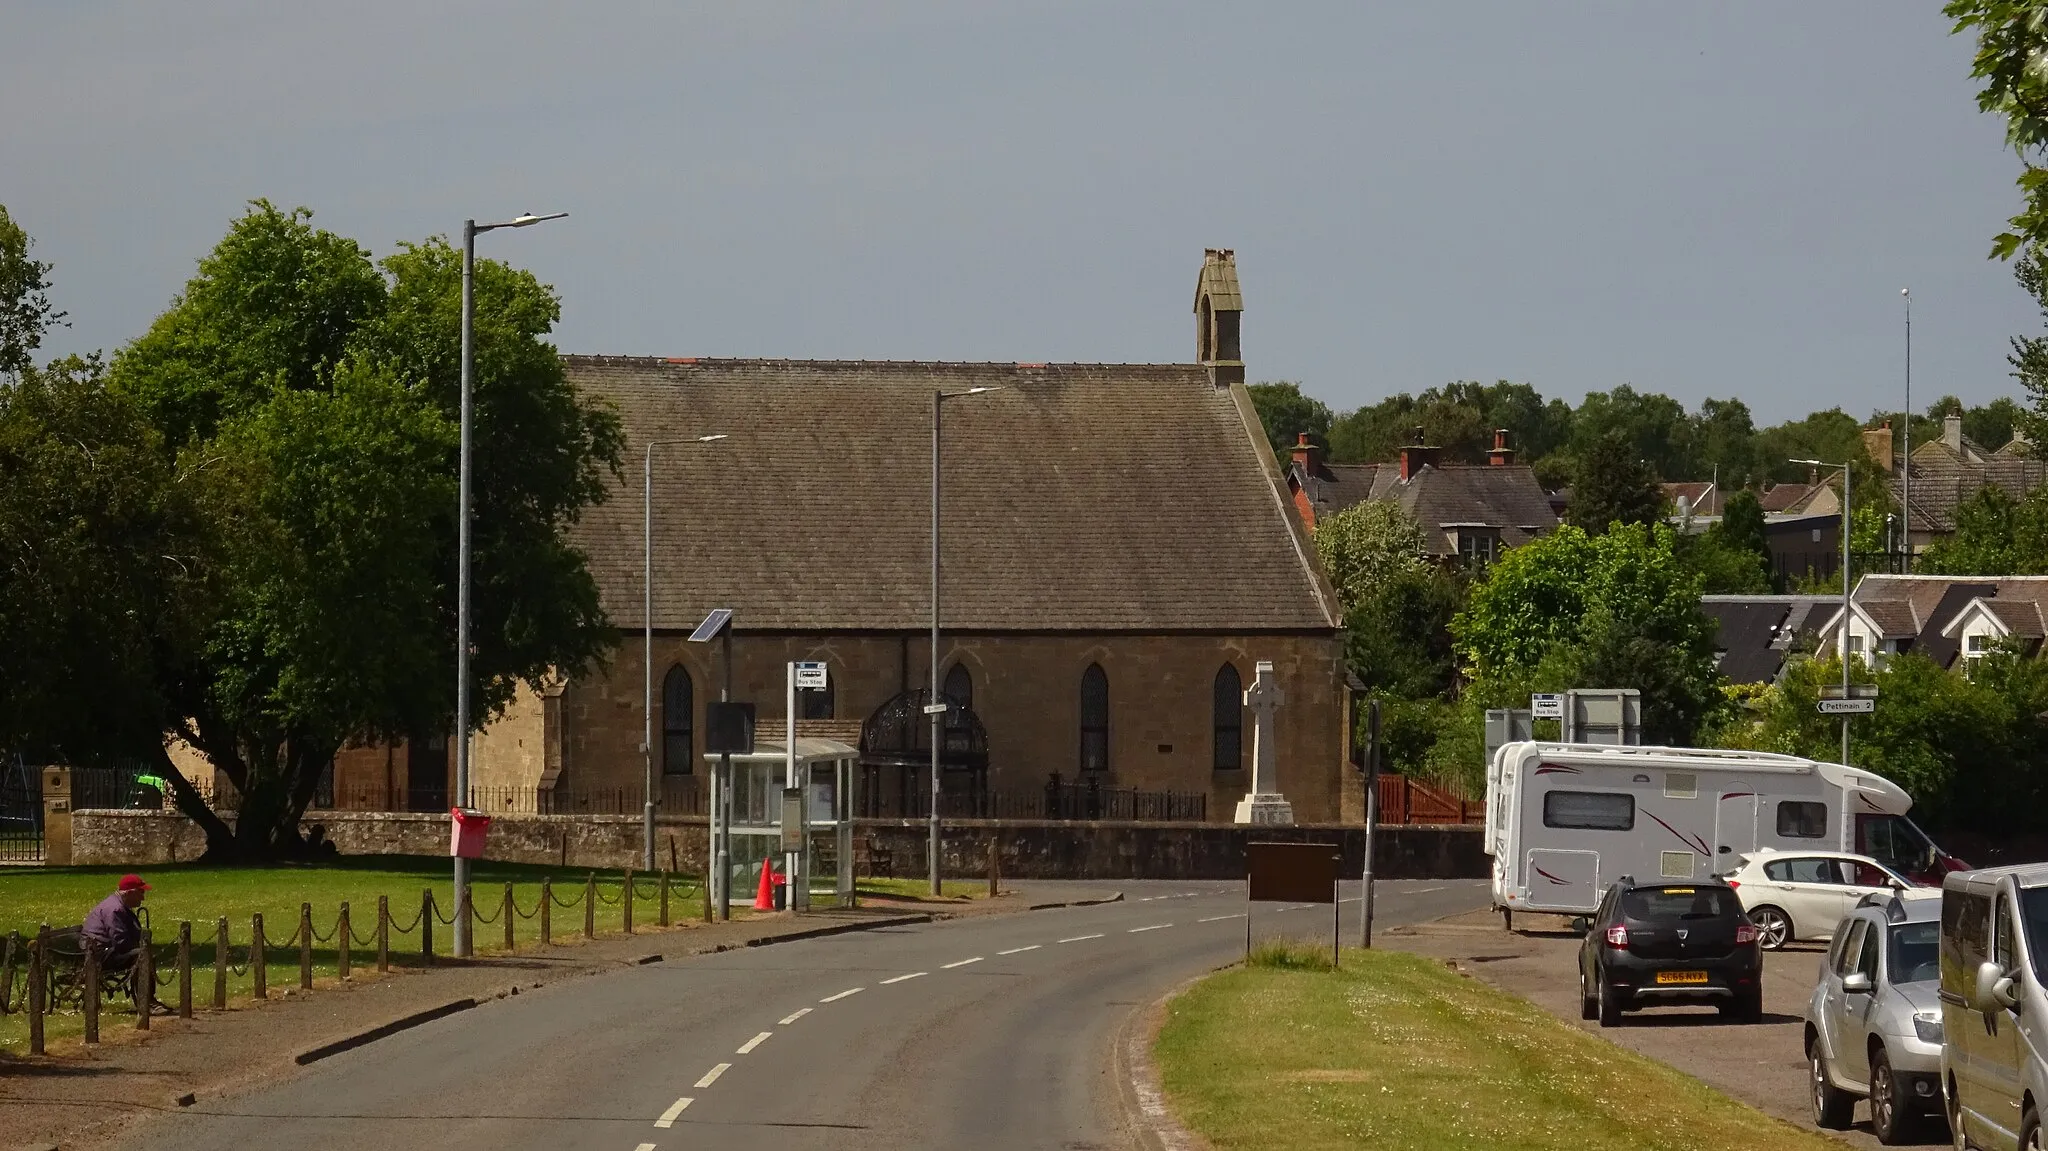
997, 945, 1041, 955
638, 1141, 661, 1150
1128, 924, 1172, 933
1198, 914, 1245, 923
941, 957, 983, 969
820, 987, 863, 1002
1057, 934, 1104, 944
695, 1063, 730, 1089
881, 971, 927, 984
736, 1031, 772, 1054
654, 1097, 692, 1127
781, 1007, 813, 1024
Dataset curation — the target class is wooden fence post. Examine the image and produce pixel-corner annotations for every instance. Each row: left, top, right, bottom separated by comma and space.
502, 884, 515, 953
251, 914, 267, 999
540, 878, 552, 945
298, 903, 313, 991
135, 933, 153, 1030
377, 896, 390, 972
623, 868, 634, 935
28, 926, 46, 1055
584, 874, 595, 939
213, 918, 229, 1010
83, 941, 100, 1044
338, 904, 352, 981
660, 870, 671, 927
177, 921, 193, 1017
421, 889, 434, 966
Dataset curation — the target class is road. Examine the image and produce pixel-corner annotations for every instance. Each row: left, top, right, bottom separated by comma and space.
111, 879, 1485, 1151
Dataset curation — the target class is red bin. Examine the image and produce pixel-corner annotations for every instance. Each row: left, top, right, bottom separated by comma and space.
450, 808, 492, 859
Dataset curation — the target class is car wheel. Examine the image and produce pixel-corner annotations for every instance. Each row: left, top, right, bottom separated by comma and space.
1597, 978, 1623, 1028
2021, 1107, 2040, 1151
1750, 905, 1793, 950
1945, 1073, 1969, 1150
1870, 1047, 1915, 1145
1579, 966, 1597, 1021
1810, 1045, 1855, 1130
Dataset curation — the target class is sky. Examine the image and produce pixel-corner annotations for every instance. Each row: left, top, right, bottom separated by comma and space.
1, 1, 2036, 424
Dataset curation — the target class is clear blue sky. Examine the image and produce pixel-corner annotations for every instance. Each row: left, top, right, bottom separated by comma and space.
1, 1, 2033, 423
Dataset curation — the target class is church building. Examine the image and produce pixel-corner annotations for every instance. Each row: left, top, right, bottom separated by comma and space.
339, 251, 1356, 823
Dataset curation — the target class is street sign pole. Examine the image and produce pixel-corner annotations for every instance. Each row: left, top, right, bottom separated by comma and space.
1360, 699, 1380, 949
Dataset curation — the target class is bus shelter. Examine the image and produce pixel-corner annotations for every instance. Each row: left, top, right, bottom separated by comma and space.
706, 737, 857, 910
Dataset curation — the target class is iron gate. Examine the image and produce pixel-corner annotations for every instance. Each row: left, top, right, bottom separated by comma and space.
0, 758, 43, 862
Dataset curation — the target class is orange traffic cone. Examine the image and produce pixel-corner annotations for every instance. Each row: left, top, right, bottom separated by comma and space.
753, 856, 777, 911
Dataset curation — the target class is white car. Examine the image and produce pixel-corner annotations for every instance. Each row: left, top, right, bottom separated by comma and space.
1722, 849, 1915, 950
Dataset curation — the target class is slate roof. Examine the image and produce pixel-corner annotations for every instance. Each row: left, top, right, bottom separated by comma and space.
1665, 481, 1722, 517
1759, 483, 1821, 513
1812, 575, 2037, 666
1700, 595, 1837, 684
1289, 460, 1558, 555
565, 357, 1339, 633
1981, 598, 2048, 638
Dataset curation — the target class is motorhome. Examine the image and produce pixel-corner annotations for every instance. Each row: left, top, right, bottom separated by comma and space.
1486, 742, 1965, 924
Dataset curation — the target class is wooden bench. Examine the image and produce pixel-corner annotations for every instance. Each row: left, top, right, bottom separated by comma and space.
37, 925, 141, 1011
855, 836, 894, 880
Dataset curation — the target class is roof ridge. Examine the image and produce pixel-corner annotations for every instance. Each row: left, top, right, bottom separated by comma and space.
559, 354, 1209, 372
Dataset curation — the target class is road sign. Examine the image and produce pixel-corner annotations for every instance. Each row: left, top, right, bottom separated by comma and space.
794, 661, 828, 690
1819, 683, 1879, 700
1817, 698, 1876, 715
1530, 693, 1564, 719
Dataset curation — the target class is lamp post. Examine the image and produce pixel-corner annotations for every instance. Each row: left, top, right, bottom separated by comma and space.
1792, 457, 1853, 766
643, 436, 729, 871
1901, 287, 1911, 568
930, 385, 1001, 896
454, 211, 566, 959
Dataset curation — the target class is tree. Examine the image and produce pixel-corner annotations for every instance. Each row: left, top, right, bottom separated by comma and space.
1566, 430, 1664, 534
0, 357, 210, 764
1245, 381, 1332, 461
1568, 385, 1696, 481
1920, 484, 2048, 574
1943, 0, 2048, 258
1756, 408, 1864, 485
108, 202, 622, 859
1677, 528, 1770, 595
0, 205, 65, 378
1452, 522, 1721, 744
1720, 489, 1770, 568
1691, 397, 1769, 489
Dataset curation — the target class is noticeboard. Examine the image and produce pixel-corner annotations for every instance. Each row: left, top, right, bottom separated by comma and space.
1246, 842, 1339, 904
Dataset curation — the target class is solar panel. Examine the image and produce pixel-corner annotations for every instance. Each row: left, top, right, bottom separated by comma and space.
688, 608, 734, 643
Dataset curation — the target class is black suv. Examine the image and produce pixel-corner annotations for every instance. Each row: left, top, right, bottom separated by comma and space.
1576, 876, 1763, 1027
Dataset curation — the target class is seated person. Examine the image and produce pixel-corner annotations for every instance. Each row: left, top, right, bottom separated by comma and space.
83, 874, 147, 971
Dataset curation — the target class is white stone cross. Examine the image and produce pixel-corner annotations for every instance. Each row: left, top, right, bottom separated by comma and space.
1234, 659, 1294, 825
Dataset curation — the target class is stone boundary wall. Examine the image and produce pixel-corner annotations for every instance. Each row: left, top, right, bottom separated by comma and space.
67, 810, 1487, 881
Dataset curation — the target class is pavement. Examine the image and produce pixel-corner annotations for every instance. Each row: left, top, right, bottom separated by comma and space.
73, 879, 1486, 1151
1386, 907, 1951, 1150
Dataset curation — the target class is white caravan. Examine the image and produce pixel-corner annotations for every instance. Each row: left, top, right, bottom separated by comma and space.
1485, 742, 1957, 924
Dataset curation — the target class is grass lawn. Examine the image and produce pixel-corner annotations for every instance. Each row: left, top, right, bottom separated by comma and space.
855, 877, 991, 901
0, 857, 708, 1054
1154, 942, 1839, 1151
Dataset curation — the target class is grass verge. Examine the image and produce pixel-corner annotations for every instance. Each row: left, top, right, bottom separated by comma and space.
0, 856, 710, 1054
855, 878, 991, 902
1154, 941, 1839, 1151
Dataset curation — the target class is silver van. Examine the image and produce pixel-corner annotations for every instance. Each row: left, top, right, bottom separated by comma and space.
1939, 864, 2048, 1150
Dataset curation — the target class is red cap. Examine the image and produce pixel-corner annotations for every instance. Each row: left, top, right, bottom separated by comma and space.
118, 874, 150, 892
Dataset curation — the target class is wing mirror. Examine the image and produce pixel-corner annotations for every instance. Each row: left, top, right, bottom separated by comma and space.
1568, 916, 1591, 937
1975, 961, 2020, 1013
1841, 971, 1873, 995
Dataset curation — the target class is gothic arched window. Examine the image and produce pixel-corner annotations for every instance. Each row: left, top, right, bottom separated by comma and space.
1079, 663, 1109, 773
1213, 663, 1243, 771
662, 664, 693, 775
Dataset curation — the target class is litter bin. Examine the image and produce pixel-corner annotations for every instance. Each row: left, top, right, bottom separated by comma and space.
772, 871, 788, 911
450, 808, 492, 859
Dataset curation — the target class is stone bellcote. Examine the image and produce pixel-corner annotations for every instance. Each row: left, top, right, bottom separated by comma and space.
1194, 248, 1244, 386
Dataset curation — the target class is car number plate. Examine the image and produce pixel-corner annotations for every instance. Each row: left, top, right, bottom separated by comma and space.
1655, 971, 1708, 985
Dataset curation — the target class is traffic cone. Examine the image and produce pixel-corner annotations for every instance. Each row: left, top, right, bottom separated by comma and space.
753, 856, 777, 911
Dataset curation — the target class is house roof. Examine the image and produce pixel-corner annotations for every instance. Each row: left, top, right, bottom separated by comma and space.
1810, 575, 2048, 666
1665, 481, 1721, 517
1941, 596, 2048, 640
1895, 439, 2048, 533
1289, 460, 1559, 555
564, 356, 1339, 633
1699, 594, 1837, 684
1759, 483, 1821, 513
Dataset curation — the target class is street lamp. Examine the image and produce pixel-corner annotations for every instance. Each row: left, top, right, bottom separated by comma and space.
930, 385, 1002, 895
454, 211, 566, 959
644, 435, 730, 871
1791, 457, 1853, 767
1901, 287, 1912, 566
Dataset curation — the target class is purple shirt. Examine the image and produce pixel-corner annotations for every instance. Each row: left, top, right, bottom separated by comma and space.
83, 892, 140, 955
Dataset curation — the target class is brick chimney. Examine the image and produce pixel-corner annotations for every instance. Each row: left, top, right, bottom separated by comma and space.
1193, 249, 1245, 386
1289, 431, 1323, 476
1487, 428, 1515, 467
1862, 420, 1893, 472
1399, 426, 1440, 482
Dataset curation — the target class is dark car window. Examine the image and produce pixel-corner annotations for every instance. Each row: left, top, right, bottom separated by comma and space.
1888, 921, 1939, 985
1835, 921, 1867, 976
1854, 921, 1881, 979
1620, 886, 1736, 921
1544, 790, 1634, 831
1847, 861, 1896, 887
1777, 800, 1828, 839
1941, 890, 1992, 992
1996, 895, 2018, 971
1764, 857, 1838, 884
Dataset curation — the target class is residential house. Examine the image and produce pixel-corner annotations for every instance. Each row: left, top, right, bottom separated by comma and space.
1284, 428, 1558, 565
1700, 594, 1839, 685
1812, 574, 2048, 668
1866, 415, 2048, 554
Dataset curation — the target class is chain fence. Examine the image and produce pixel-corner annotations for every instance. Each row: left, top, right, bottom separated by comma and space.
1, 869, 704, 1056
